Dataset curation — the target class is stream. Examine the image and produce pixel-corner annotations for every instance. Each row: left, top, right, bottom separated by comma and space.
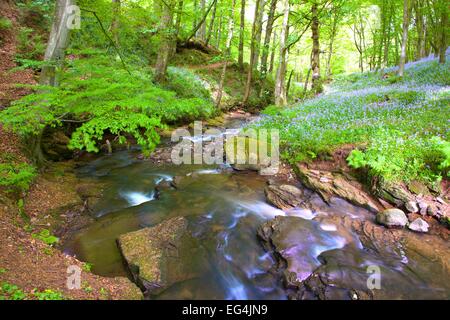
62, 116, 450, 300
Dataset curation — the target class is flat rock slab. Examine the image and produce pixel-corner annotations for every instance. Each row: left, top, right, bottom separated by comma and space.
117, 217, 208, 296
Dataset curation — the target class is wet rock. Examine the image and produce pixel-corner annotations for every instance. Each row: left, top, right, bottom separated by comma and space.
376, 209, 408, 228
427, 203, 438, 217
405, 201, 419, 213
264, 184, 303, 210
408, 180, 430, 196
418, 201, 429, 216
295, 164, 380, 213
375, 180, 414, 207
408, 218, 429, 233
117, 217, 208, 296
436, 197, 446, 205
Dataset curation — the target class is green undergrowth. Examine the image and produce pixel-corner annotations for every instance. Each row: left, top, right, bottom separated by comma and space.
254, 56, 450, 186
1, 50, 216, 156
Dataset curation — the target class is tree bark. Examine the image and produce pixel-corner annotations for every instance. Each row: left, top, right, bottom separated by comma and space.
311, 1, 322, 94
155, 0, 175, 82
251, 0, 266, 71
398, 0, 410, 77
40, 0, 75, 86
260, 0, 278, 79
438, 0, 448, 63
110, 0, 120, 45
274, 0, 289, 106
269, 30, 277, 73
238, 0, 246, 69
205, 0, 217, 46
243, 0, 263, 105
216, 0, 237, 108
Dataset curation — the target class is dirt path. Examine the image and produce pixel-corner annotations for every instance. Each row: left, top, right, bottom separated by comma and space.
188, 61, 230, 71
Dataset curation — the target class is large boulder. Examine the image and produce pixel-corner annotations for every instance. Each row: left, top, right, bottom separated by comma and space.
264, 184, 304, 210
117, 217, 208, 296
376, 208, 408, 228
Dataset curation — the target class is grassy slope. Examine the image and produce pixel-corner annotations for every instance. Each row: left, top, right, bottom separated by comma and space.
255, 55, 450, 185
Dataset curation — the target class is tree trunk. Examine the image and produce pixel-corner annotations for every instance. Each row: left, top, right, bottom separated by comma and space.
198, 0, 207, 40
274, 0, 289, 106
110, 0, 120, 45
238, 0, 246, 69
311, 2, 322, 94
251, 0, 266, 71
438, 0, 448, 64
155, 0, 175, 82
398, 0, 410, 77
205, 0, 217, 46
260, 0, 278, 80
40, 0, 75, 86
243, 0, 263, 105
216, 0, 237, 108
171, 0, 184, 57
326, 11, 338, 78
269, 30, 277, 73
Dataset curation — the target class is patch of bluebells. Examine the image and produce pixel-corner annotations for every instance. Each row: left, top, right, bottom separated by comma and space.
252, 54, 450, 172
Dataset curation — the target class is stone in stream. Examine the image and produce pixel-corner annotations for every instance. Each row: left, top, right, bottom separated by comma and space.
405, 200, 419, 213
408, 218, 429, 233
376, 208, 408, 228
117, 217, 208, 296
264, 184, 304, 210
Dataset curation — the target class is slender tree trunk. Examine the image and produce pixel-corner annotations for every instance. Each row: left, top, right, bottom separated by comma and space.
40, 0, 75, 86
326, 11, 338, 78
269, 30, 277, 74
274, 0, 289, 106
243, 0, 263, 105
398, 0, 410, 77
155, 0, 175, 82
238, 0, 245, 69
110, 0, 120, 45
217, 0, 237, 108
216, 16, 222, 48
197, 0, 207, 41
251, 0, 266, 71
205, 0, 217, 46
311, 2, 322, 94
171, 0, 184, 57
260, 0, 278, 81
286, 69, 294, 99
438, 0, 448, 64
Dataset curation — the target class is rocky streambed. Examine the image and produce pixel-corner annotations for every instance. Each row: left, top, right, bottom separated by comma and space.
59, 113, 450, 300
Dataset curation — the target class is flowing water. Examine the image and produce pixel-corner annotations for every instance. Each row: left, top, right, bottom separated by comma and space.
62, 118, 450, 300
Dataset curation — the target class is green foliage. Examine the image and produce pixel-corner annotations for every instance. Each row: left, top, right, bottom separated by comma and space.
254, 57, 450, 184
165, 67, 211, 100
16, 27, 46, 60
0, 162, 36, 193
32, 229, 59, 246
81, 262, 93, 272
0, 17, 13, 30
1, 51, 215, 155
32, 289, 64, 300
347, 132, 449, 183
0, 282, 27, 300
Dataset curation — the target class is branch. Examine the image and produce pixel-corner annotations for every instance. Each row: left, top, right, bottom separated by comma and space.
80, 8, 131, 75
184, 0, 218, 43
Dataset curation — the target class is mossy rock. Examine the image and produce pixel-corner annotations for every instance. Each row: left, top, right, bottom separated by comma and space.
117, 217, 209, 296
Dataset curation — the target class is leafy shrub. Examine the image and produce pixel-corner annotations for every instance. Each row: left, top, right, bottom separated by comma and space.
165, 67, 211, 100
0, 17, 13, 31
0, 283, 27, 300
32, 229, 59, 246
32, 289, 64, 300
347, 132, 449, 183
0, 51, 215, 156
0, 162, 36, 193
16, 27, 46, 60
